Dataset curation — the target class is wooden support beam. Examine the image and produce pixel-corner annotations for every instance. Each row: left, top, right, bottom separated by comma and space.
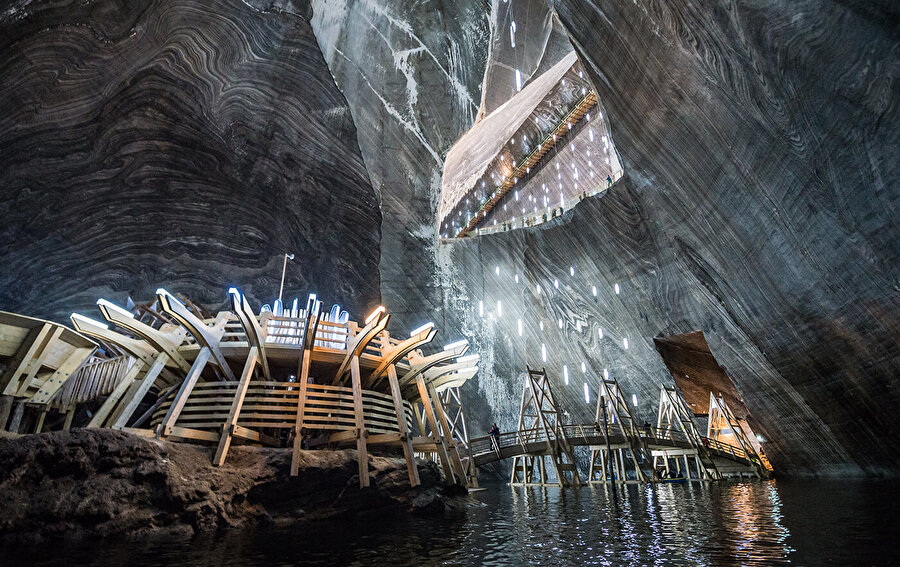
388, 365, 419, 487
290, 344, 313, 476
62, 406, 76, 431
416, 375, 456, 484
214, 348, 259, 466
8, 401, 25, 433
159, 347, 212, 437
110, 353, 169, 430
350, 356, 369, 488
1, 324, 51, 395
33, 408, 48, 433
15, 327, 64, 397
87, 360, 146, 428
427, 380, 467, 484
0, 395, 14, 431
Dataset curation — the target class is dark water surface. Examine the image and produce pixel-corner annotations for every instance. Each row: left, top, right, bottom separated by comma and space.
5, 479, 897, 566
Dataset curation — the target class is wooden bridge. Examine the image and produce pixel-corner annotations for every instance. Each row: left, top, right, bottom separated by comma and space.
466, 368, 770, 486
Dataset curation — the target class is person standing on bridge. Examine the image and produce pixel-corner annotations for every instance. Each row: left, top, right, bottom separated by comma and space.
489, 423, 500, 453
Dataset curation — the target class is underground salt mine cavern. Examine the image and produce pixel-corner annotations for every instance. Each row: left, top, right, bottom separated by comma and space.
0, 0, 897, 564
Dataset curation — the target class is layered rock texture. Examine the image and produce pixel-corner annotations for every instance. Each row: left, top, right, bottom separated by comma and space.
0, 0, 381, 320
0, 0, 897, 478
0, 428, 456, 541
434, 1, 899, 477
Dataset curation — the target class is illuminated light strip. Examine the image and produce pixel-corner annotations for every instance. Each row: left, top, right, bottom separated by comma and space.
409, 322, 435, 337
451, 91, 598, 238
71, 313, 109, 331
365, 305, 385, 325
96, 298, 134, 320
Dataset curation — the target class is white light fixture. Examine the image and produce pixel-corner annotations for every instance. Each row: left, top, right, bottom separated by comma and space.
365, 305, 385, 325
495, 266, 500, 275
632, 394, 639, 406
409, 322, 434, 337
96, 298, 134, 320
541, 343, 547, 362
564, 365, 569, 385
603, 368, 609, 379
623, 338, 629, 349
554, 279, 559, 289
615, 283, 621, 294
515, 274, 519, 284
479, 301, 484, 318
71, 313, 108, 331
581, 362, 586, 373
497, 300, 502, 317
584, 383, 590, 403
517, 319, 523, 336
592, 286, 597, 296
570, 267, 575, 276
558, 318, 563, 329
539, 321, 544, 331
444, 339, 468, 351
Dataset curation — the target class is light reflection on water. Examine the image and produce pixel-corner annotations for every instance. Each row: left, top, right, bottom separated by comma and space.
6, 479, 897, 566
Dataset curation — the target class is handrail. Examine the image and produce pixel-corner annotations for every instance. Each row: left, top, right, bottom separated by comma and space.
468, 423, 750, 464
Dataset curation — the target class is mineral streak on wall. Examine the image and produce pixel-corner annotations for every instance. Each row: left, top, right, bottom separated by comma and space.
0, 0, 382, 320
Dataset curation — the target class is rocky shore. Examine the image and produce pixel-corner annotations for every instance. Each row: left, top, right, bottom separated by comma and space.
0, 429, 466, 542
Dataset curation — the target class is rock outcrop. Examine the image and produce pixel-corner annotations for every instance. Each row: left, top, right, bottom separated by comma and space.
0, 429, 460, 542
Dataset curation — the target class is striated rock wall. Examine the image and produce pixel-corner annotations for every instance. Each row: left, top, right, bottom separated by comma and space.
309, 0, 489, 330
434, 1, 899, 477
0, 0, 381, 321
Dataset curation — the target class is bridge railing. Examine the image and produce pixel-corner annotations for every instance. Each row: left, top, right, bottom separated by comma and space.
704, 437, 749, 461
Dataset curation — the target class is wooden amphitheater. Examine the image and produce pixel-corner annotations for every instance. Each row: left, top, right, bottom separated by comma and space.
0, 289, 481, 489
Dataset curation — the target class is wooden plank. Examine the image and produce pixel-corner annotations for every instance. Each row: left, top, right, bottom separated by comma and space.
30, 346, 95, 404
0, 324, 50, 395
214, 348, 259, 466
350, 356, 369, 488
110, 353, 169, 429
388, 365, 419, 487
168, 425, 219, 442
87, 361, 146, 428
290, 346, 313, 476
160, 347, 211, 437
428, 381, 467, 483
15, 326, 64, 397
33, 408, 48, 433
416, 376, 456, 484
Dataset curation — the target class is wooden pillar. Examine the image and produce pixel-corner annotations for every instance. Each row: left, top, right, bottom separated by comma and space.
290, 348, 313, 476
159, 347, 211, 437
684, 455, 691, 479
426, 381, 466, 483
63, 406, 76, 430
8, 400, 25, 433
33, 408, 48, 433
416, 376, 456, 484
0, 395, 13, 430
111, 353, 169, 430
349, 356, 369, 488
387, 365, 419, 487
214, 348, 258, 466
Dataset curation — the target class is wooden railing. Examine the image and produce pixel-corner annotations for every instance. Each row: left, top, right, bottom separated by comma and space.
179, 315, 403, 355
468, 424, 751, 462
150, 380, 413, 435
51, 355, 134, 406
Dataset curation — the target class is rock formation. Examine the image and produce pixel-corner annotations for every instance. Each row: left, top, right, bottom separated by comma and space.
0, 428, 459, 542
